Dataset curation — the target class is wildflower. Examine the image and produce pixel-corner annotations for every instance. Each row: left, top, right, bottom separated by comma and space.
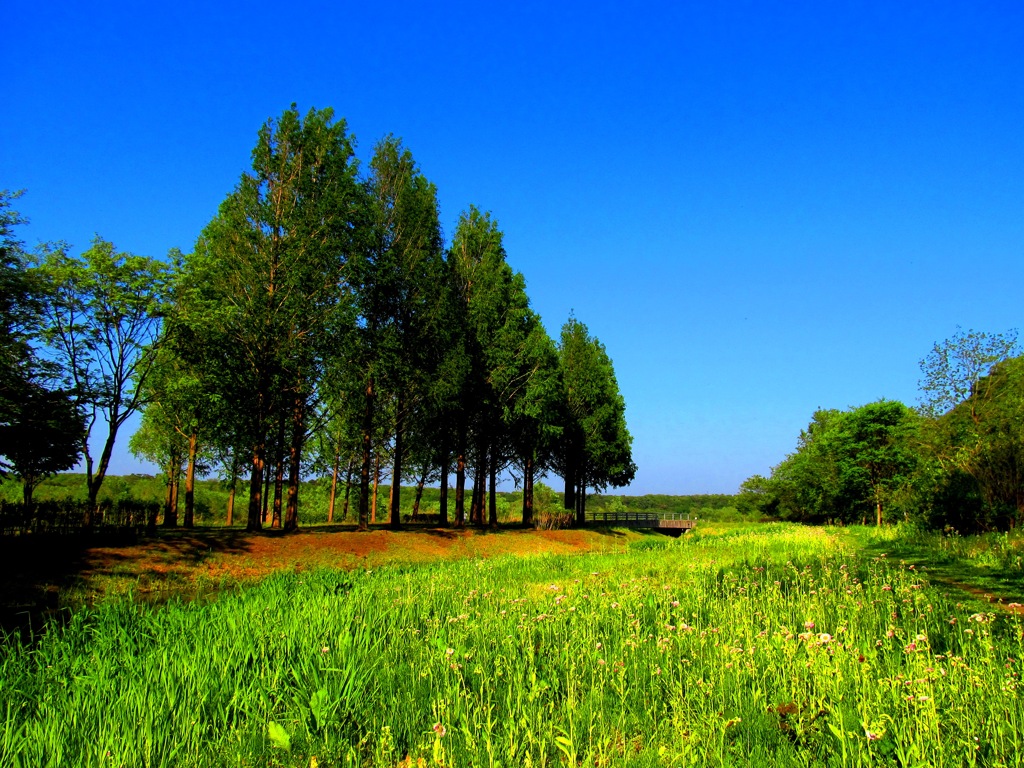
865, 731, 882, 741
882, 585, 892, 591
671, 600, 680, 607
433, 723, 446, 738
445, 648, 455, 657
804, 621, 815, 630
817, 633, 833, 644
598, 659, 606, 665
321, 646, 330, 653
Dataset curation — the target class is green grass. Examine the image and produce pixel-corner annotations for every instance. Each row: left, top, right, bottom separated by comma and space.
838, 523, 1024, 606
2, 523, 1023, 766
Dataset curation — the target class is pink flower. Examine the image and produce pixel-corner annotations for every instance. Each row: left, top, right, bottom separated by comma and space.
433, 723, 446, 738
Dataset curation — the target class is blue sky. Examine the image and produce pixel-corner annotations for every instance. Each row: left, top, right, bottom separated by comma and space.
4, 2, 1023, 494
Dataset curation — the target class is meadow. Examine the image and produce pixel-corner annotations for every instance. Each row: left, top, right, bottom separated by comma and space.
1, 523, 1022, 767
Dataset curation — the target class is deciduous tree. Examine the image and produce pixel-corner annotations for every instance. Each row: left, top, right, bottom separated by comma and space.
33, 237, 171, 521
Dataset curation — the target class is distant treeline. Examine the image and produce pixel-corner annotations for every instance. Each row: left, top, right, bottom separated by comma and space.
0, 474, 753, 529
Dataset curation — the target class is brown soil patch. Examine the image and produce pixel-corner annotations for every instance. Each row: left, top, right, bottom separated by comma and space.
1, 524, 644, 616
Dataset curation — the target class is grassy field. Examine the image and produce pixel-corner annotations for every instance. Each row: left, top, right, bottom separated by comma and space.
2, 523, 1023, 766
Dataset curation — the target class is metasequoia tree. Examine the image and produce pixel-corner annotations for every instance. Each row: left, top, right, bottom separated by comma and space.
556, 317, 635, 522
349, 137, 444, 530
181, 105, 359, 531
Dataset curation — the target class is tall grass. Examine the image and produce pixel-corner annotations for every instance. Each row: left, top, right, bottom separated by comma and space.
1, 524, 1022, 766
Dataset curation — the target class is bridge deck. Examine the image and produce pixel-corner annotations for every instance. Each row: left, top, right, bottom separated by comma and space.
583, 512, 695, 536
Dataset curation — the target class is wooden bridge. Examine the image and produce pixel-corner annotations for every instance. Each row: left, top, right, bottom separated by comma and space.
583, 511, 696, 536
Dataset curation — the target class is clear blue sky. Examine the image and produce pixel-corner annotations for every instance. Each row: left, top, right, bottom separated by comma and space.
4, 1, 1023, 494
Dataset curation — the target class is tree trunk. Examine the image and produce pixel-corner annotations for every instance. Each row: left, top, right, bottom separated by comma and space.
172, 470, 180, 522
390, 397, 403, 529
455, 449, 466, 527
262, 460, 272, 525
488, 450, 498, 528
577, 481, 587, 524
183, 433, 198, 529
472, 455, 486, 526
522, 455, 534, 527
272, 457, 284, 529
226, 476, 236, 527
327, 452, 340, 523
564, 460, 576, 512
876, 498, 883, 527
84, 403, 122, 526
284, 395, 304, 532
246, 439, 265, 532
439, 458, 449, 527
163, 453, 179, 527
23, 479, 38, 514
342, 456, 353, 521
358, 377, 374, 531
371, 453, 380, 524
412, 471, 427, 520
272, 412, 286, 529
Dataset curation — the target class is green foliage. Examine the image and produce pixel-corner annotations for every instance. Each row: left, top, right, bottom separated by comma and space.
0, 191, 85, 502
746, 401, 920, 525
32, 235, 172, 510
922, 355, 1024, 529
556, 316, 636, 518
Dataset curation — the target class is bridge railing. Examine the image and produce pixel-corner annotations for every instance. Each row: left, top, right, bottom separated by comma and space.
583, 511, 693, 524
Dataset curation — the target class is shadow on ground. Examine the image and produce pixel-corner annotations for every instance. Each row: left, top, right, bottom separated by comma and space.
0, 521, 641, 639
854, 533, 1024, 610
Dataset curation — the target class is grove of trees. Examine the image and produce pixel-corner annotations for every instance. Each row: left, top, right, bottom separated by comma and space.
0, 105, 635, 530
743, 328, 1024, 532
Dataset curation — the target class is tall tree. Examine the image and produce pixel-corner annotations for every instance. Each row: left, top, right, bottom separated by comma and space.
556, 317, 636, 522
0, 190, 44, 433
350, 136, 444, 530
33, 237, 171, 521
182, 105, 360, 531
831, 401, 920, 526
